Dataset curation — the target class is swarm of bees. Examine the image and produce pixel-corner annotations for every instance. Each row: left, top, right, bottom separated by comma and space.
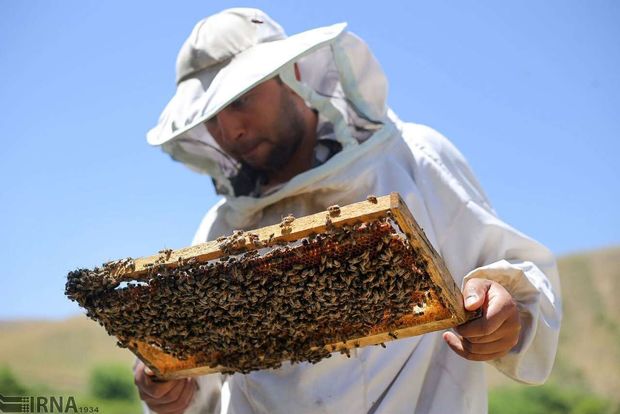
66, 212, 441, 374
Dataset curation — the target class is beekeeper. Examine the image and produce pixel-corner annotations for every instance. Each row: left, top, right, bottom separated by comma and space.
134, 8, 561, 414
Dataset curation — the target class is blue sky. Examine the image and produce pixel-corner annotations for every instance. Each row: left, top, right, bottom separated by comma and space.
1, 1, 618, 320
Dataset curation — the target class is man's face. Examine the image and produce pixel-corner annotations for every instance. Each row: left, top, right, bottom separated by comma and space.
205, 78, 307, 173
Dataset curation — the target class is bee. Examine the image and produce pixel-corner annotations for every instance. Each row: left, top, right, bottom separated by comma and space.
366, 195, 378, 204
327, 205, 341, 217
247, 232, 260, 244
324, 214, 334, 230
124, 259, 136, 272
280, 214, 295, 226
158, 248, 173, 261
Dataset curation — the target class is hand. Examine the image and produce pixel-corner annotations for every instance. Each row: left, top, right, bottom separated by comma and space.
134, 360, 197, 414
443, 278, 521, 361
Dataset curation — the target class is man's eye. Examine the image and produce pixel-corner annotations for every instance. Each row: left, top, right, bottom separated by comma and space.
230, 95, 249, 109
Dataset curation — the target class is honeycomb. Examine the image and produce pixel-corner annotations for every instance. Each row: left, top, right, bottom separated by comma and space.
65, 193, 470, 377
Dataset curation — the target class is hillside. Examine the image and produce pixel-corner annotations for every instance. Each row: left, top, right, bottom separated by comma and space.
0, 316, 135, 393
2, 246, 619, 404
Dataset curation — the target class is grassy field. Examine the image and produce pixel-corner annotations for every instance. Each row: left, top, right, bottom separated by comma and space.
1, 247, 619, 413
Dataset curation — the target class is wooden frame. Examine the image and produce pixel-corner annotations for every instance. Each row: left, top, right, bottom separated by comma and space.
102, 193, 476, 379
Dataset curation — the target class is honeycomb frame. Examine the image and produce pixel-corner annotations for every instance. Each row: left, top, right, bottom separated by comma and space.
69, 193, 477, 379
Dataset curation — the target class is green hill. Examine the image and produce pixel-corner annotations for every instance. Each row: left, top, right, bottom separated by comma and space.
0, 317, 135, 393
1, 247, 619, 410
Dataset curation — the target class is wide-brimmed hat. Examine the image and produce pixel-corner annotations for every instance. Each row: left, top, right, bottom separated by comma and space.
147, 8, 346, 147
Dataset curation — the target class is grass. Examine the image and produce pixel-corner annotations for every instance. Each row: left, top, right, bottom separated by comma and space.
0, 317, 135, 393
0, 364, 143, 414
489, 384, 619, 414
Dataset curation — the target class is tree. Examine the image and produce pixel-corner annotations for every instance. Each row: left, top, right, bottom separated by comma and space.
89, 364, 136, 401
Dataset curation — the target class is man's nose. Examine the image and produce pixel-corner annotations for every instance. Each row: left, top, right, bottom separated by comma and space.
216, 110, 246, 143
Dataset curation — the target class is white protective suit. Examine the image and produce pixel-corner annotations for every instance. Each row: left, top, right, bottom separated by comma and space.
147, 13, 562, 414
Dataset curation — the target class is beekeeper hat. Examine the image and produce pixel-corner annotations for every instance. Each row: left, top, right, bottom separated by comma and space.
146, 7, 346, 147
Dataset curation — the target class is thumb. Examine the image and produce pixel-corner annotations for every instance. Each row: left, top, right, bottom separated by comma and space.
462, 278, 490, 311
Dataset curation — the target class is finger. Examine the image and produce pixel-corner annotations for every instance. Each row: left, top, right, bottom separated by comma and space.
142, 376, 186, 403
138, 377, 178, 401
461, 334, 519, 355
465, 312, 521, 344
456, 312, 505, 339
443, 331, 511, 361
443, 331, 467, 358
144, 367, 168, 384
134, 360, 159, 378
457, 286, 516, 338
137, 364, 178, 396
176, 379, 197, 411
148, 379, 196, 414
462, 278, 491, 311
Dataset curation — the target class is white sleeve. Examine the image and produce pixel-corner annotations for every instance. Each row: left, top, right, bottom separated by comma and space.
408, 124, 562, 384
185, 374, 224, 414
452, 202, 561, 384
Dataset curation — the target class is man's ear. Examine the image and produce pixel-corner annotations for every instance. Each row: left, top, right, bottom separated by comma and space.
294, 62, 301, 81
